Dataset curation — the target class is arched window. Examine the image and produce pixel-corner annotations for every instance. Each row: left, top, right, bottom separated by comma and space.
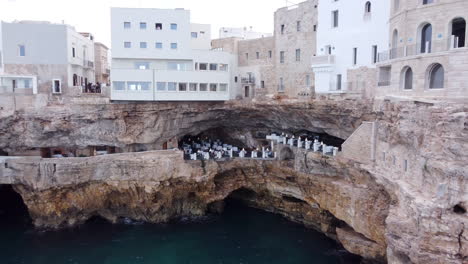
401, 67, 413, 90
451, 17, 466, 48
428, 64, 444, 89
365, 2, 372, 13
73, 74, 78, 86
420, 23, 432, 53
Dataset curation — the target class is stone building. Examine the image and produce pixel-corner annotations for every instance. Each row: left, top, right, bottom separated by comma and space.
375, 0, 468, 100
213, 0, 317, 99
94, 42, 110, 85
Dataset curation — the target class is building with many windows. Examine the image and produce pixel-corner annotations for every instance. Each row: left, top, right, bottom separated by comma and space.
110, 8, 236, 101
312, 0, 390, 94
94, 42, 110, 85
0, 20, 95, 98
375, 0, 468, 99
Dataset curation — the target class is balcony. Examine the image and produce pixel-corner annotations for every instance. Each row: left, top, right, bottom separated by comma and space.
84, 60, 94, 69
241, 76, 256, 84
104, 68, 111, 76
377, 37, 462, 63
311, 55, 335, 66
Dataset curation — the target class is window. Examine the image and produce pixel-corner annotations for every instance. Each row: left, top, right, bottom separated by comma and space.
297, 21, 301, 32
191, 32, 198, 38
124, 22, 131, 29
278, 78, 284, 92
189, 83, 198, 91
168, 82, 177, 91
171, 23, 178, 30
332, 10, 339, 28
199, 63, 208, 70
219, 64, 228, 71
268, 50, 272, 58
245, 53, 249, 60
280, 51, 285, 63
353, 48, 358, 65
209, 63, 218, 71
402, 67, 413, 90
156, 42, 163, 49
124, 42, 131, 48
422, 0, 434, 5
19, 45, 26, 56
140, 22, 147, 29
261, 81, 265, 88
256, 52, 260, 59
296, 49, 301, 61
155, 23, 162, 30
157, 82, 167, 91
179, 83, 187, 91
52, 79, 61, 94
394, 0, 400, 11
219, 84, 228, 92
113, 81, 126, 91
234, 77, 238, 83
372, 45, 378, 63
404, 160, 408, 172
245, 86, 250, 97
171, 43, 178, 50
420, 24, 432, 53
365, 2, 371, 13
135, 62, 150, 70
325, 45, 332, 55
451, 18, 466, 48
428, 64, 444, 89
281, 25, 285, 34
128, 82, 151, 91
168, 62, 187, 71
200, 83, 208, 91
210, 83, 217, 92
23, 79, 31, 89
336, 74, 342, 90
306, 75, 311, 87
140, 42, 147, 49
392, 29, 399, 58
313, 25, 317, 31
72, 47, 75, 58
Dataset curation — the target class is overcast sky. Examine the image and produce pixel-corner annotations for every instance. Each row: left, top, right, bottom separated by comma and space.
0, 0, 294, 47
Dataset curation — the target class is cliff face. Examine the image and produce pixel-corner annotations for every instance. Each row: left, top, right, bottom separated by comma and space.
0, 99, 466, 264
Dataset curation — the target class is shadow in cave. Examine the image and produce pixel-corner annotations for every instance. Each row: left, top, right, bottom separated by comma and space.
0, 185, 31, 226
179, 127, 249, 150
208, 188, 364, 264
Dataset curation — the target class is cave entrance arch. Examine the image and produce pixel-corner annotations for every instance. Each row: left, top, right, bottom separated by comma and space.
0, 185, 31, 225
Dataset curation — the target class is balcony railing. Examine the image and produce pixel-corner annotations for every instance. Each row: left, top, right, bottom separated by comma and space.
241, 77, 256, 84
311, 55, 335, 65
377, 37, 463, 63
83, 60, 94, 69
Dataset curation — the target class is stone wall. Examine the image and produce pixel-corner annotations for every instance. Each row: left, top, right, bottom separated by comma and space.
341, 122, 376, 164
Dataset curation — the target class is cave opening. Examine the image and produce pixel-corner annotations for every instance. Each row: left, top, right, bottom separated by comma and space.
0, 185, 31, 226
179, 127, 249, 150
453, 203, 466, 215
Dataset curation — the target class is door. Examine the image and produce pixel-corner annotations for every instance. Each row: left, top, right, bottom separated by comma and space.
244, 86, 250, 98
12, 80, 16, 92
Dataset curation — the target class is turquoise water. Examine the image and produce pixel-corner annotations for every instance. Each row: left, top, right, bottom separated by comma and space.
0, 187, 360, 264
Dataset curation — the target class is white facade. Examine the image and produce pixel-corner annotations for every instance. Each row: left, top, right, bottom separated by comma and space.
219, 27, 272, 40
312, 0, 390, 93
110, 8, 235, 101
0, 21, 95, 95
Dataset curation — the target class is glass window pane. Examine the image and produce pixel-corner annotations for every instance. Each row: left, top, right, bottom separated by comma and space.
191, 32, 198, 38
168, 82, 177, 91
171, 23, 178, 30
157, 82, 166, 91
209, 63, 217, 71
113, 81, 126, 91
179, 83, 187, 91
156, 42, 163, 49
200, 83, 208, 91
219, 84, 228, 92
171, 43, 178, 49
189, 83, 198, 91
210, 84, 217, 92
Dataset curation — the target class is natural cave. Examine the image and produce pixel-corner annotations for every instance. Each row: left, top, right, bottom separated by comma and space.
0, 185, 31, 226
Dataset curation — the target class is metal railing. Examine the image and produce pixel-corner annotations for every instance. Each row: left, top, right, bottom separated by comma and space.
241, 77, 256, 84
377, 37, 463, 63
311, 55, 335, 65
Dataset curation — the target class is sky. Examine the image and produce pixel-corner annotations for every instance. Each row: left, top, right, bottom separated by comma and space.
0, 0, 295, 47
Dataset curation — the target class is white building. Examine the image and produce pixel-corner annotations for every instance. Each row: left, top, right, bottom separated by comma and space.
219, 27, 272, 40
312, 0, 390, 93
110, 8, 237, 101
0, 21, 95, 96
